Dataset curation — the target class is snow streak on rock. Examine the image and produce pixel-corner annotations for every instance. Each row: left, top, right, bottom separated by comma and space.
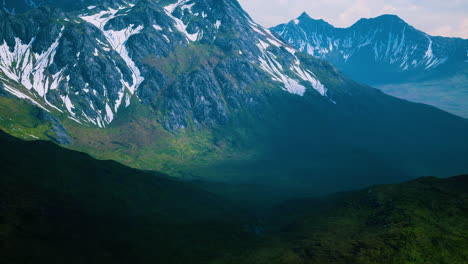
164, 0, 199, 42
274, 15, 452, 72
80, 5, 144, 95
251, 21, 327, 96
0, 28, 65, 111
80, 4, 145, 126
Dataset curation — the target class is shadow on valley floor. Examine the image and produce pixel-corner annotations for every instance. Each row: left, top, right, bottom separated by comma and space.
1, 130, 467, 264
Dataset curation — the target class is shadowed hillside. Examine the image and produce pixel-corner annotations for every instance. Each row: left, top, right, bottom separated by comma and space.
1, 130, 467, 263
0, 130, 254, 263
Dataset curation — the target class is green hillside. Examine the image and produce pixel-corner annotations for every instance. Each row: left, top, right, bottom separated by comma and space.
0, 130, 254, 263
1, 130, 467, 263
226, 176, 468, 264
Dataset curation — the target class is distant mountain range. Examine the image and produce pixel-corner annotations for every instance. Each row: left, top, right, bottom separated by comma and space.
272, 12, 468, 118
272, 12, 467, 85
0, 0, 468, 194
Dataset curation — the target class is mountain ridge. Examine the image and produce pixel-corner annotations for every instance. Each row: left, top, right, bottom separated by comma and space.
271, 11, 468, 118
288, 12, 465, 39
272, 12, 467, 84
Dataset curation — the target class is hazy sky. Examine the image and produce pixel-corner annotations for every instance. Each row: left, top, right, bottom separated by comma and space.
238, 0, 468, 38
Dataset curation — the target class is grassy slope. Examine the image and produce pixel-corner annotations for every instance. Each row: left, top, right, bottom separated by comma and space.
0, 131, 467, 263
223, 175, 468, 264
0, 96, 53, 141
58, 43, 262, 178
62, 98, 250, 177
0, 89, 250, 180
2, 79, 468, 198
0, 130, 255, 264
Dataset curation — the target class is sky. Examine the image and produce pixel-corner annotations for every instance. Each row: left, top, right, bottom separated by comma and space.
237, 0, 468, 38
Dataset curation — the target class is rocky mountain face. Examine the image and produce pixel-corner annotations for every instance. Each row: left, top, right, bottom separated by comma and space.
1, 0, 468, 193
1, 0, 136, 13
0, 0, 330, 130
271, 13, 467, 85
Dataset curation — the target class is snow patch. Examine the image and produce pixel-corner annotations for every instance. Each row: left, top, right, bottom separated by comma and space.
252, 23, 327, 96
1, 84, 49, 111
164, 0, 199, 42
215, 20, 222, 30
424, 36, 433, 60
80, 6, 144, 101
103, 24, 145, 94
291, 62, 327, 96
105, 103, 114, 123
61, 95, 75, 116
0, 28, 65, 98
256, 40, 306, 96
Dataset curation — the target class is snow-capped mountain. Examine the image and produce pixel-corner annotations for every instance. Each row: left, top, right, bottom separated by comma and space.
1, 0, 135, 13
1, 0, 468, 191
272, 12, 467, 85
0, 0, 329, 129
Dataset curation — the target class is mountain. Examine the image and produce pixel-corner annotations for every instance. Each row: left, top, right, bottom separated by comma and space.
2, 129, 467, 263
271, 13, 468, 117
0, 0, 329, 129
1, 0, 138, 13
0, 0, 468, 194
272, 13, 467, 84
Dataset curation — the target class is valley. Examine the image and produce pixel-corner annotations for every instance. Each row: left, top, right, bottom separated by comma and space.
0, 1, 467, 262
1, 130, 467, 263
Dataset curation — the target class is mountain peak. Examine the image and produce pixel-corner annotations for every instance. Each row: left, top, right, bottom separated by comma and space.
353, 14, 408, 27
375, 14, 404, 21
298, 11, 311, 20
373, 14, 407, 25
293, 11, 333, 28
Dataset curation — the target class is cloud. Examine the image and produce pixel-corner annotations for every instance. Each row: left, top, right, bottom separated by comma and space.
238, 0, 468, 38
431, 18, 468, 38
